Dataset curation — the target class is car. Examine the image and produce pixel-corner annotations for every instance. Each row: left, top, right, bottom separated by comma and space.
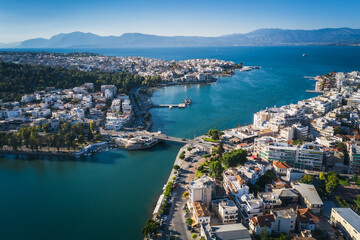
186, 225, 191, 230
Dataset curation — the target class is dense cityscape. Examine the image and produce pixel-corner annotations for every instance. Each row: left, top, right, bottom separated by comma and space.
1, 51, 360, 240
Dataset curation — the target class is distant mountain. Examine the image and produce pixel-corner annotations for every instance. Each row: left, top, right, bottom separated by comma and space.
3, 28, 360, 48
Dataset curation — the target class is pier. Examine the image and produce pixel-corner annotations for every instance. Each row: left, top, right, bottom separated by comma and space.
306, 90, 323, 93
152, 104, 186, 109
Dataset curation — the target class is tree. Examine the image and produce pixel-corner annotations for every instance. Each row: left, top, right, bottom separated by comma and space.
319, 172, 326, 181
209, 161, 224, 179
141, 218, 159, 237
179, 151, 186, 160
191, 233, 198, 239
90, 121, 96, 133
326, 172, 339, 194
78, 135, 85, 144
41, 123, 50, 133
338, 142, 347, 152
87, 130, 94, 141
182, 192, 189, 199
300, 174, 313, 184
334, 126, 346, 135
173, 165, 180, 170
259, 226, 269, 240
218, 142, 225, 156
221, 149, 247, 168
186, 218, 193, 226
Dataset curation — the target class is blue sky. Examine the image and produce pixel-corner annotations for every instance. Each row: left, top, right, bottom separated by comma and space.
1, 0, 360, 43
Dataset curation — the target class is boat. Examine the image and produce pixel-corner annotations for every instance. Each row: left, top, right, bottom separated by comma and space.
302, 53, 306, 57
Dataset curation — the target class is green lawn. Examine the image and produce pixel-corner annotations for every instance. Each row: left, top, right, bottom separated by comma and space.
202, 137, 218, 143
355, 179, 360, 186
354, 199, 360, 208
339, 179, 350, 186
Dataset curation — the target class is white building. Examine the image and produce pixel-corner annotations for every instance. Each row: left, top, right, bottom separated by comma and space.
331, 208, 360, 240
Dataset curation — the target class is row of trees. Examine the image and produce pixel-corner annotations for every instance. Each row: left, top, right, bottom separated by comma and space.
0, 121, 100, 152
0, 61, 163, 101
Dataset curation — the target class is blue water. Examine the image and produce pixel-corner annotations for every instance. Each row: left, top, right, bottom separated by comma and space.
0, 46, 360, 240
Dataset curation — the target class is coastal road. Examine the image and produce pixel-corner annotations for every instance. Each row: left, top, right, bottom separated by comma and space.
162, 153, 203, 240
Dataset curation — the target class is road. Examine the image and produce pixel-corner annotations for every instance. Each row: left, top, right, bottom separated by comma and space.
161, 146, 205, 240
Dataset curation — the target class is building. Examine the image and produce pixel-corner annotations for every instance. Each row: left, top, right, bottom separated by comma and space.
239, 194, 263, 225
189, 175, 215, 206
260, 142, 297, 166
293, 183, 323, 214
249, 214, 275, 235
193, 201, 211, 224
212, 199, 238, 224
295, 143, 324, 171
272, 208, 297, 234
272, 188, 299, 206
350, 144, 360, 174
201, 223, 251, 240
285, 168, 306, 182
223, 170, 249, 207
297, 208, 319, 232
273, 161, 290, 176
330, 208, 360, 240
258, 192, 282, 213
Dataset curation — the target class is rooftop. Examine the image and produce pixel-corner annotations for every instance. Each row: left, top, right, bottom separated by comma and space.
297, 208, 319, 224
193, 201, 210, 218
293, 183, 323, 205
332, 208, 360, 233
273, 161, 290, 169
251, 214, 275, 228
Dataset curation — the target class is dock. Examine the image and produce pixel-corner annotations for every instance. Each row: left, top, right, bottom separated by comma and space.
152, 104, 186, 109
306, 90, 323, 93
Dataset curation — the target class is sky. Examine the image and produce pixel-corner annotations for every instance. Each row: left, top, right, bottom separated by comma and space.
1, 0, 360, 43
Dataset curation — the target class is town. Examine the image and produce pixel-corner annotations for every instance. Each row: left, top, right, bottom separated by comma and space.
0, 51, 248, 83
143, 71, 360, 240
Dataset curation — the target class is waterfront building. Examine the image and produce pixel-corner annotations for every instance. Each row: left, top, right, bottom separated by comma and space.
189, 175, 215, 207
292, 183, 323, 214
330, 208, 360, 240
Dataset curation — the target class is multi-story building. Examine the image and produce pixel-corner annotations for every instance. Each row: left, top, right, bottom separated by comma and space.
331, 208, 360, 240
293, 183, 323, 214
193, 201, 211, 224
260, 142, 297, 166
295, 143, 324, 171
350, 144, 360, 174
189, 175, 215, 207
297, 208, 319, 232
223, 170, 249, 207
212, 199, 238, 224
272, 208, 297, 234
239, 194, 263, 225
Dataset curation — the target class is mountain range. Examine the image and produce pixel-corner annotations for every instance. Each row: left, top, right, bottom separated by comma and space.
2, 28, 360, 48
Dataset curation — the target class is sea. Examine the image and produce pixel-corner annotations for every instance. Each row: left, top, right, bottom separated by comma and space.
0, 46, 360, 240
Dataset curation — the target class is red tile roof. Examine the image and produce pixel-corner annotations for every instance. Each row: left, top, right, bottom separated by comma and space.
273, 161, 290, 169
297, 208, 319, 224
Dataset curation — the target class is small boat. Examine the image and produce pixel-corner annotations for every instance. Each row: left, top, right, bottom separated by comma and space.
302, 53, 306, 57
